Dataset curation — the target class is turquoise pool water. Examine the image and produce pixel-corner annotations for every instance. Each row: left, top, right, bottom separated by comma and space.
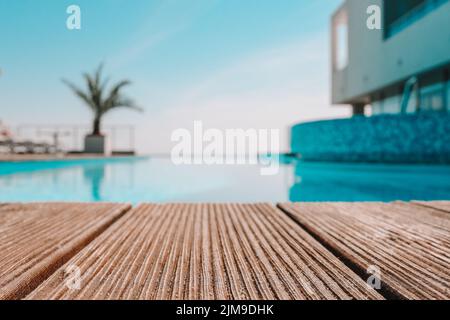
1, 157, 450, 203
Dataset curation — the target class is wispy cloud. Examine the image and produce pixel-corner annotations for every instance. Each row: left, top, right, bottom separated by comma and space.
134, 32, 350, 153
110, 0, 219, 70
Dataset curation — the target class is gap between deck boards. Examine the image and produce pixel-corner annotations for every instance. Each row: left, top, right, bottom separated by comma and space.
1, 203, 392, 300
5, 202, 449, 300
0, 203, 132, 300
25, 203, 382, 300
275, 204, 402, 300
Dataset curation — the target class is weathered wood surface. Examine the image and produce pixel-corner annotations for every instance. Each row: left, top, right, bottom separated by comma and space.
413, 201, 450, 214
2, 201, 449, 300
390, 202, 450, 232
0, 203, 130, 300
279, 202, 450, 299
26, 203, 382, 300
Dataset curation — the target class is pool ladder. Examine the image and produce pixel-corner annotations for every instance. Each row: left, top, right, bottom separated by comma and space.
400, 76, 420, 114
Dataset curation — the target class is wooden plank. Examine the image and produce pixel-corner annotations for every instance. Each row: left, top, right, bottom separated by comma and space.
0, 203, 130, 300
412, 201, 450, 214
27, 203, 382, 300
388, 202, 450, 232
279, 202, 450, 300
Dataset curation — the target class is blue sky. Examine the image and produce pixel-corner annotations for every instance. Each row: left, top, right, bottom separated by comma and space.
0, 0, 348, 153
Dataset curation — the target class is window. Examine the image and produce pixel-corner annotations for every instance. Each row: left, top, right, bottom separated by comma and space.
420, 84, 445, 112
372, 101, 383, 115
384, 0, 450, 39
382, 95, 402, 114
447, 80, 450, 111
332, 9, 348, 70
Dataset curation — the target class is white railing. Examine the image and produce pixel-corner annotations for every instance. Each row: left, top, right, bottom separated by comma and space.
11, 124, 135, 153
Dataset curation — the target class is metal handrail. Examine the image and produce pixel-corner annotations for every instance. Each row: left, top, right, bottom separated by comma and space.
400, 76, 420, 114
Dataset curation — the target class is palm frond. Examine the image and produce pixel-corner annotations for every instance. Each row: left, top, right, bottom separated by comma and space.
94, 63, 103, 86
63, 63, 142, 135
62, 79, 96, 111
108, 97, 143, 112
83, 72, 102, 111
100, 76, 110, 95
102, 80, 131, 111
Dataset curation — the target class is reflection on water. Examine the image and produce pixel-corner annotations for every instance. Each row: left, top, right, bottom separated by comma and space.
289, 161, 450, 202
0, 157, 450, 203
82, 164, 105, 201
0, 157, 289, 203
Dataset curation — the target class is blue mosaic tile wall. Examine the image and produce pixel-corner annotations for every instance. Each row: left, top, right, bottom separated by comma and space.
291, 113, 450, 163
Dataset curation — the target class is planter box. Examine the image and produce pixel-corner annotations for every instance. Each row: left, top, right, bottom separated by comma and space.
84, 135, 111, 155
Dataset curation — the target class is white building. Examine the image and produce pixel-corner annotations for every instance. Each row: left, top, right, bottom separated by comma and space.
331, 0, 450, 115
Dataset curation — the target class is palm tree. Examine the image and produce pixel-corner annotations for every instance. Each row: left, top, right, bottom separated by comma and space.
63, 64, 142, 136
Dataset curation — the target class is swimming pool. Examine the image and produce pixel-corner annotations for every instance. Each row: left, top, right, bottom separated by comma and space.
1, 157, 450, 203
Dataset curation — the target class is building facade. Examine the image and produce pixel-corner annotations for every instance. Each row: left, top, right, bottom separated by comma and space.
331, 0, 450, 115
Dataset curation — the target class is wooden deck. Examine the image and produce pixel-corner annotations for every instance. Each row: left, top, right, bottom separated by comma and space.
1, 202, 449, 300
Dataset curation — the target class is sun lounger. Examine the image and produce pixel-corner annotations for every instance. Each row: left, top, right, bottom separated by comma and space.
0, 139, 58, 154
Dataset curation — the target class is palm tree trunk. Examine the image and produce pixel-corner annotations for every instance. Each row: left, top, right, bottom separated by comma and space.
92, 116, 101, 135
